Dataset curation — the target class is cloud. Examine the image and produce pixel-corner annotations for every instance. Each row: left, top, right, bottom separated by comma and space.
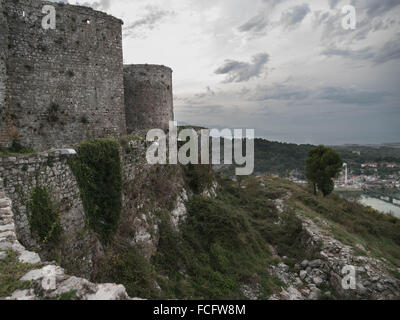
328, 0, 341, 9
123, 6, 173, 38
280, 3, 310, 29
322, 46, 375, 60
318, 86, 389, 105
79, 0, 111, 11
351, 0, 400, 18
245, 82, 389, 106
321, 34, 400, 65
238, 0, 290, 35
238, 12, 268, 33
373, 35, 400, 64
215, 53, 269, 83
248, 83, 311, 101
48, 0, 69, 4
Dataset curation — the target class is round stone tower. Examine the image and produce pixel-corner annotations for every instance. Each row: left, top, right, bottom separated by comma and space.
0, 0, 126, 151
124, 64, 174, 132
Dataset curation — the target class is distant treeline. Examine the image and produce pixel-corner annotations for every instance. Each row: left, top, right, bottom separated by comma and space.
253, 139, 312, 177
231, 139, 400, 177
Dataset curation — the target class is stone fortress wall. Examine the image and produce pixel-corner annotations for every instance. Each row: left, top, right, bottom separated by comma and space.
0, 0, 9, 143
0, 0, 176, 276
124, 64, 174, 132
0, 0, 175, 152
0, 0, 127, 151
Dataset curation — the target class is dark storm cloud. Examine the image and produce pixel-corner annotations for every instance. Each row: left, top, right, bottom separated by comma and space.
280, 3, 311, 29
215, 53, 269, 83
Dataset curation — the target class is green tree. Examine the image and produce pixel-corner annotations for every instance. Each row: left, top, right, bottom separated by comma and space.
306, 145, 343, 196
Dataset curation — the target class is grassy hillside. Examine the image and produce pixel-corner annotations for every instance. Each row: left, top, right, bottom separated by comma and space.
93, 166, 400, 299
260, 175, 400, 276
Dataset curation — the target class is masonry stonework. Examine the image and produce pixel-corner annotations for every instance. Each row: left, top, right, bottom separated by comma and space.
0, 151, 104, 276
0, 0, 126, 151
0, 0, 9, 144
124, 64, 174, 132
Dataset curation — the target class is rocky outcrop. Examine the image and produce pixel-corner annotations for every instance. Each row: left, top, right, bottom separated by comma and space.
0, 178, 133, 300
300, 216, 400, 300
265, 187, 400, 300
269, 211, 400, 300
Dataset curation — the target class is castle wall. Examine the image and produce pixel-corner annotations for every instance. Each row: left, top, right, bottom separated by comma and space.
0, 150, 104, 276
124, 64, 174, 132
0, 0, 126, 151
0, 0, 9, 145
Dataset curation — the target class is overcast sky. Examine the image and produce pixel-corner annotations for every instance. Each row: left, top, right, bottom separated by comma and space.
63, 0, 400, 145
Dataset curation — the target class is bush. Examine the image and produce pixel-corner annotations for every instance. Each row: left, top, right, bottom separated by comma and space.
69, 139, 122, 244
94, 248, 157, 298
183, 164, 214, 194
27, 186, 62, 247
151, 179, 287, 299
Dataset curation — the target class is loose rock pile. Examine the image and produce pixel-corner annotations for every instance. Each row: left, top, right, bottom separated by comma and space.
301, 217, 400, 299
269, 214, 400, 300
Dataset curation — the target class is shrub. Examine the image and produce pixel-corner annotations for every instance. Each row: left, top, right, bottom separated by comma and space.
183, 164, 214, 194
47, 103, 60, 123
27, 186, 62, 247
69, 139, 122, 244
80, 115, 89, 124
94, 248, 157, 298
152, 185, 281, 299
7, 140, 34, 154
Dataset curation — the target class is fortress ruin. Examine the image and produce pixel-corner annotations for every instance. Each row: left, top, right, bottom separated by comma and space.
0, 0, 174, 151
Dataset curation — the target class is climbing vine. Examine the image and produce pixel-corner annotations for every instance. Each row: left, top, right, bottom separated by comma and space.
27, 185, 62, 247
69, 138, 122, 244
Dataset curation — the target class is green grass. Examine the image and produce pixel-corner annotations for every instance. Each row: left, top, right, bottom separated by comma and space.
88, 163, 400, 299
261, 175, 400, 270
0, 140, 35, 156
93, 171, 300, 300
148, 175, 311, 299
0, 251, 38, 298
56, 290, 77, 300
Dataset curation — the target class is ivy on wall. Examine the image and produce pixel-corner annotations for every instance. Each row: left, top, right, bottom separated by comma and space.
27, 185, 62, 247
69, 138, 122, 244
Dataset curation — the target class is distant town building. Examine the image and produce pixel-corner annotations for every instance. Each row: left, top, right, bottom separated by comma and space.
361, 163, 378, 168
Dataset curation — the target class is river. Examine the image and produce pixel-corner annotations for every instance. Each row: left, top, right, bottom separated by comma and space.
359, 195, 400, 218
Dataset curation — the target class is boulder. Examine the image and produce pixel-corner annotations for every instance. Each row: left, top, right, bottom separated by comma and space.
18, 250, 41, 265
301, 260, 309, 268
309, 259, 322, 268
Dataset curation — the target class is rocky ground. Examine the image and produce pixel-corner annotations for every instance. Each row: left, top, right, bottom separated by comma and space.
268, 192, 400, 300
0, 178, 134, 300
